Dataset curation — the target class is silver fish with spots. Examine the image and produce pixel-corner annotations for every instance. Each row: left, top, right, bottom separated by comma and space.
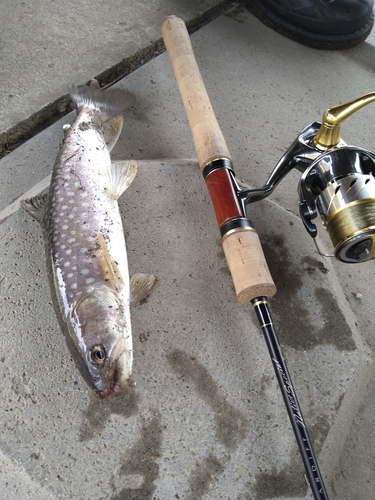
22, 84, 159, 398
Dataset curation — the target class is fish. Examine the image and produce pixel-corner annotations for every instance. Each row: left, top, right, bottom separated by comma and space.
21, 84, 159, 398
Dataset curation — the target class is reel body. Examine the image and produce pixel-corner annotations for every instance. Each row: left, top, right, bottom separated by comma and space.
238, 92, 375, 263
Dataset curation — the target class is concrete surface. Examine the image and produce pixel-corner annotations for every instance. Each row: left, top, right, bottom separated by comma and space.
0, 0, 234, 154
1, 2, 375, 500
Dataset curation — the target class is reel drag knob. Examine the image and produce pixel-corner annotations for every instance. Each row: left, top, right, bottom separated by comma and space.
345, 238, 373, 262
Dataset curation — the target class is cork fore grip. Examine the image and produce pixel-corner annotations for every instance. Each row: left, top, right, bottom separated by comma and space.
161, 16, 231, 170
222, 230, 276, 302
161, 16, 276, 301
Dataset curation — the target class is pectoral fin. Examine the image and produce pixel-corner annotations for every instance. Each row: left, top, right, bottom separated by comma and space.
20, 194, 47, 223
98, 233, 124, 290
104, 160, 137, 199
130, 273, 160, 307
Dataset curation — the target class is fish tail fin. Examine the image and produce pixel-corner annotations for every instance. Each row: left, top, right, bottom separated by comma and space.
68, 84, 135, 121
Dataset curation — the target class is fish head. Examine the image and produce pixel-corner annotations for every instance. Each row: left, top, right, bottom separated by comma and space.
70, 283, 132, 398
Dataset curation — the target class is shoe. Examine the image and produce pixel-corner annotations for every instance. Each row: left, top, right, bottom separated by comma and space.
243, 0, 374, 49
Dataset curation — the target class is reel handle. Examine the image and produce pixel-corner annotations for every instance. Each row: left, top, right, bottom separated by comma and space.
161, 16, 276, 302
314, 91, 375, 150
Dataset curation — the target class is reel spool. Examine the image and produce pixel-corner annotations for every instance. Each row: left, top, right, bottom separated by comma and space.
299, 147, 375, 263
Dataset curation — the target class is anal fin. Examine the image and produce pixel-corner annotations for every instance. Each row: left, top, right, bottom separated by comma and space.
20, 194, 47, 223
130, 273, 160, 307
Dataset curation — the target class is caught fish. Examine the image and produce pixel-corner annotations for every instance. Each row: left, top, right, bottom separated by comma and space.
22, 84, 159, 398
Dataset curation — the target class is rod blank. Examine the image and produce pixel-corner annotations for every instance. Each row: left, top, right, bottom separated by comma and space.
252, 299, 329, 499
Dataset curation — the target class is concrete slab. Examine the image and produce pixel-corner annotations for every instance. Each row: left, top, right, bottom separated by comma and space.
1, 5, 375, 500
1, 155, 371, 499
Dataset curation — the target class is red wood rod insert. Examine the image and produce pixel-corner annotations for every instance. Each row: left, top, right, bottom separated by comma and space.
205, 169, 244, 228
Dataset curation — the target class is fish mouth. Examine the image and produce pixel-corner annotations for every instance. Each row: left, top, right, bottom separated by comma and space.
97, 387, 110, 400
96, 339, 131, 399
112, 359, 126, 395
96, 360, 128, 399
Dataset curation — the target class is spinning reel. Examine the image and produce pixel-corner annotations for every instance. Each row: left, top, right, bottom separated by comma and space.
240, 92, 375, 263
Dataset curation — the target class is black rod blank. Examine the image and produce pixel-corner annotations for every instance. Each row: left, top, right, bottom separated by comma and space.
252, 298, 329, 500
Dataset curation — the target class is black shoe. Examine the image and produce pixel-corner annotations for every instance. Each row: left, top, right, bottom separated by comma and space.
243, 0, 374, 49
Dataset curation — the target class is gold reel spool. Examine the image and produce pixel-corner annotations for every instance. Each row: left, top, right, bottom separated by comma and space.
318, 174, 375, 262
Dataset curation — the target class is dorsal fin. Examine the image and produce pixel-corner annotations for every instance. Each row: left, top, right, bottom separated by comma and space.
98, 233, 123, 290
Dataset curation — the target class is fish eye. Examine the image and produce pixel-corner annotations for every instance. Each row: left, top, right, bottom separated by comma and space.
91, 345, 106, 364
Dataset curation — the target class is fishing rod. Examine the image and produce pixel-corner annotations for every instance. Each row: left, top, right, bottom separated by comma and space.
161, 16, 329, 499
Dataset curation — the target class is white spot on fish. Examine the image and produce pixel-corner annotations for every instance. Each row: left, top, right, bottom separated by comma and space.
61, 205, 68, 210
80, 192, 88, 198
62, 225, 69, 230
68, 237, 75, 243
67, 273, 74, 279
81, 268, 90, 275
64, 261, 70, 267
71, 283, 77, 290
66, 249, 72, 255
86, 277, 95, 284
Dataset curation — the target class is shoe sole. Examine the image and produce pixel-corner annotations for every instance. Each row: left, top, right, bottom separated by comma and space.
245, 0, 375, 50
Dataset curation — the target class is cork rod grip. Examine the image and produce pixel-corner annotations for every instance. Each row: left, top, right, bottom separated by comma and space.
222, 230, 276, 302
161, 16, 276, 302
161, 16, 231, 170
